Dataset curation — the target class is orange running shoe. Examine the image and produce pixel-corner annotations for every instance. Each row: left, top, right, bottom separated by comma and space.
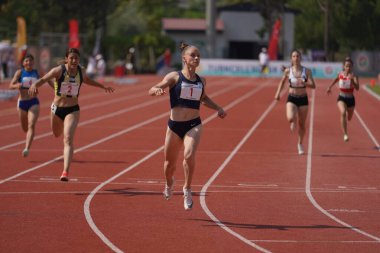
60, 171, 69, 181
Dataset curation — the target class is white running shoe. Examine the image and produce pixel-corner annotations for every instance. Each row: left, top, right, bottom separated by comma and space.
297, 144, 305, 155
183, 188, 193, 210
22, 148, 29, 157
163, 177, 174, 200
343, 134, 349, 142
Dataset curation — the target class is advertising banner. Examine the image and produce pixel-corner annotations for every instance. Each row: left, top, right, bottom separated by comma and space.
198, 59, 343, 79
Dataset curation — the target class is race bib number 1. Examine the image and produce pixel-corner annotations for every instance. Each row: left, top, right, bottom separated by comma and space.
180, 83, 202, 100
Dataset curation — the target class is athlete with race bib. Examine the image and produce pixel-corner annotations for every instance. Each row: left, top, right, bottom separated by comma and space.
29, 48, 115, 181
327, 57, 359, 142
275, 49, 316, 155
149, 42, 226, 210
9, 54, 53, 157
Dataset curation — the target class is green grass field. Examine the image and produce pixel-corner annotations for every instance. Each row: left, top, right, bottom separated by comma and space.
368, 84, 380, 95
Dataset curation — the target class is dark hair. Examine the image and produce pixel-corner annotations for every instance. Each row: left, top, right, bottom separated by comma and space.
23, 54, 34, 61
344, 56, 353, 66
66, 48, 80, 57
290, 49, 302, 57
290, 49, 302, 66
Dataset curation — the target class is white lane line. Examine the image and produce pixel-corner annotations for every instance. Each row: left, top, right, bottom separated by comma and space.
0, 81, 153, 128
0, 79, 230, 151
200, 100, 277, 253
363, 84, 380, 101
0, 96, 166, 151
354, 110, 380, 151
0, 79, 250, 184
0, 112, 168, 185
250, 239, 379, 244
83, 80, 269, 252
0, 91, 148, 131
305, 90, 380, 242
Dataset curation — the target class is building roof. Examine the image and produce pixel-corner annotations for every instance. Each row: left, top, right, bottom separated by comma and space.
217, 2, 299, 14
162, 18, 224, 31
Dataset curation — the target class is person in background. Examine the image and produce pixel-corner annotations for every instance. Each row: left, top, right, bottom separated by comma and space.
86, 55, 96, 79
149, 42, 226, 210
259, 47, 269, 74
326, 57, 359, 142
126, 47, 136, 75
274, 49, 316, 155
95, 54, 106, 80
9, 54, 53, 157
28, 48, 115, 181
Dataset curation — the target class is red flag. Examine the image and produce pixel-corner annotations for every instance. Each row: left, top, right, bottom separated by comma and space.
69, 19, 80, 48
16, 17, 27, 63
268, 18, 281, 60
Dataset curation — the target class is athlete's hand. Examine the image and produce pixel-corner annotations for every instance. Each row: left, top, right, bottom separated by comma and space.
154, 88, 166, 96
28, 84, 38, 96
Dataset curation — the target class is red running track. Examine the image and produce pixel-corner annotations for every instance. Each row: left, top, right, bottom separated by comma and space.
0, 75, 379, 253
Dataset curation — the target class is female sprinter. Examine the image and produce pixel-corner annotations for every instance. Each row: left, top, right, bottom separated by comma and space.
275, 49, 316, 155
149, 42, 226, 210
9, 54, 53, 157
326, 57, 359, 142
29, 48, 115, 181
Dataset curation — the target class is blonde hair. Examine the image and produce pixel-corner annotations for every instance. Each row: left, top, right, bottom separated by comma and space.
180, 41, 191, 55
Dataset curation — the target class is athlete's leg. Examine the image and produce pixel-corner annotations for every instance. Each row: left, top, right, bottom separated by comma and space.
51, 112, 64, 137
182, 124, 202, 190
347, 106, 355, 121
61, 111, 80, 174
18, 108, 28, 133
297, 105, 308, 145
337, 101, 348, 136
286, 102, 297, 131
24, 104, 39, 151
164, 128, 182, 187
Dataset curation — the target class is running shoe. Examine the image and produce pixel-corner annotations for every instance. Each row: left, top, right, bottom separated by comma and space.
60, 171, 69, 181
343, 134, 349, 142
163, 177, 174, 200
183, 188, 193, 210
22, 148, 29, 157
297, 144, 305, 155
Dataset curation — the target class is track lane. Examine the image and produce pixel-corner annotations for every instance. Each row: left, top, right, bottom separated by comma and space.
1, 76, 379, 253
0, 76, 258, 252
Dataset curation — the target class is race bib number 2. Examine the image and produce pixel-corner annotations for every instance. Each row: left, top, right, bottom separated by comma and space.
60, 82, 79, 96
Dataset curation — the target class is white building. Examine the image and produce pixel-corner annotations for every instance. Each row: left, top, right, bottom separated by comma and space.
162, 2, 297, 65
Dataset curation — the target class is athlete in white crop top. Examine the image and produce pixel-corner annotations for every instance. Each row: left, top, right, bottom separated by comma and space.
275, 49, 316, 155
327, 57, 359, 142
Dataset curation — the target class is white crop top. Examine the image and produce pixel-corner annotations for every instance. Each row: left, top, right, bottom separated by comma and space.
289, 67, 307, 88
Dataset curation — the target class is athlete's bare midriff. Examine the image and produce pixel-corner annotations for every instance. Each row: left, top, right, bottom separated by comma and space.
288, 87, 307, 96
53, 96, 79, 107
170, 107, 200, 121
19, 89, 34, 100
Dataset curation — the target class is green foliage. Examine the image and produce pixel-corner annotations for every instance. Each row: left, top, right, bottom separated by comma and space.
288, 0, 380, 58
2, 0, 380, 71
368, 83, 380, 96
287, 0, 324, 50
